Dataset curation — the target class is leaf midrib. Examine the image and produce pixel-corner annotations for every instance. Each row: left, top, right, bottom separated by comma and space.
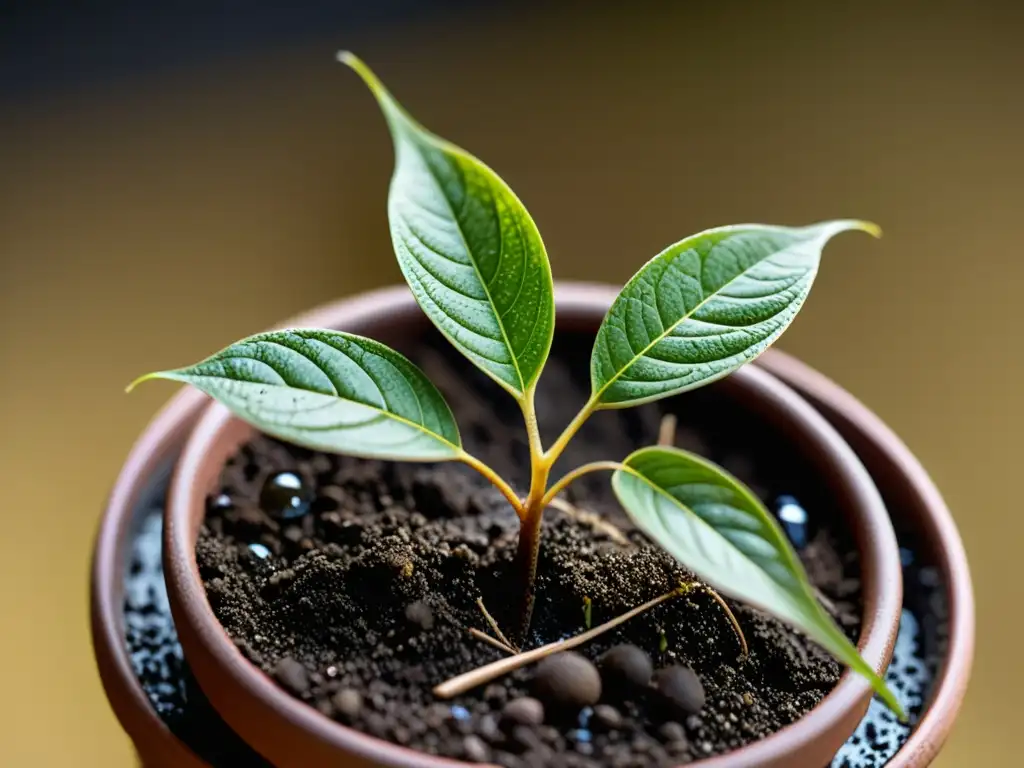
403, 128, 529, 396
594, 236, 810, 404
618, 464, 808, 619
167, 369, 461, 453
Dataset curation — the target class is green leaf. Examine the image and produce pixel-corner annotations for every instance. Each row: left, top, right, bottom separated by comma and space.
612, 446, 905, 718
339, 52, 555, 400
591, 221, 879, 408
129, 330, 462, 462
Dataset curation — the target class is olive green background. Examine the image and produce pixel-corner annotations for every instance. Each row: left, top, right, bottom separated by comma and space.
1, 1, 1019, 765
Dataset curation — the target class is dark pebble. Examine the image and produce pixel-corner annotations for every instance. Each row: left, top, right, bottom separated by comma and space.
657, 721, 687, 743
537, 725, 561, 745
591, 704, 623, 731
631, 734, 656, 753
425, 702, 452, 728
599, 644, 653, 690
404, 600, 434, 630
363, 712, 388, 738
511, 726, 550, 757
273, 656, 309, 696
654, 665, 705, 717
478, 714, 500, 741
332, 688, 363, 721
315, 698, 333, 718
463, 734, 489, 762
501, 697, 545, 727
532, 652, 602, 713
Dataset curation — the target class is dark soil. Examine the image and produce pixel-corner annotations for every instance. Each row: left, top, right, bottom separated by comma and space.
194, 331, 866, 767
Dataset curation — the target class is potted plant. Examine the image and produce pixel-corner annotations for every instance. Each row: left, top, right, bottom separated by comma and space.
91, 54, 973, 768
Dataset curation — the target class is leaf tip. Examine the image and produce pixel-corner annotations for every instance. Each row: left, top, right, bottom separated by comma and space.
853, 220, 883, 239
125, 371, 172, 394
125, 373, 153, 394
882, 687, 909, 722
336, 50, 387, 100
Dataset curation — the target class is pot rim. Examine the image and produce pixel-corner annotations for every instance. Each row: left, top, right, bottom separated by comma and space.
162, 282, 904, 767
758, 352, 975, 767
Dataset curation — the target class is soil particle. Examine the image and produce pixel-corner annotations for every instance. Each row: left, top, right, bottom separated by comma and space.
657, 721, 688, 744
591, 704, 624, 732
273, 656, 309, 696
332, 688, 363, 721
404, 600, 435, 631
501, 697, 545, 727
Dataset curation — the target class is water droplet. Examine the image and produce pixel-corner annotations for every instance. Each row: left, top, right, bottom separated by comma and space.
260, 471, 312, 520
899, 547, 915, 567
451, 705, 471, 721
775, 495, 808, 548
570, 728, 592, 743
210, 493, 232, 511
248, 543, 271, 560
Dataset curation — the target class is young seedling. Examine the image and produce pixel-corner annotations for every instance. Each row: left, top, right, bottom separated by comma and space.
128, 53, 904, 719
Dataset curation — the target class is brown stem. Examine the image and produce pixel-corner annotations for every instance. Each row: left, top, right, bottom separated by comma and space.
513, 386, 550, 644
513, 508, 544, 644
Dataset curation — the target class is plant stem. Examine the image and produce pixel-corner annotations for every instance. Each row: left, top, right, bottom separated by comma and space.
513, 502, 545, 643
522, 384, 545, 477
511, 387, 553, 642
543, 396, 598, 467
458, 452, 525, 519
657, 413, 677, 446
541, 460, 626, 508
434, 586, 685, 699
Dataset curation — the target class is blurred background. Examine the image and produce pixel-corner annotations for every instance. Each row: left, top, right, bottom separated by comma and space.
1, 0, 1019, 764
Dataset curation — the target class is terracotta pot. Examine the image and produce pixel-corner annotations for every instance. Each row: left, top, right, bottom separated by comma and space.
161, 283, 903, 768
92, 282, 973, 766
